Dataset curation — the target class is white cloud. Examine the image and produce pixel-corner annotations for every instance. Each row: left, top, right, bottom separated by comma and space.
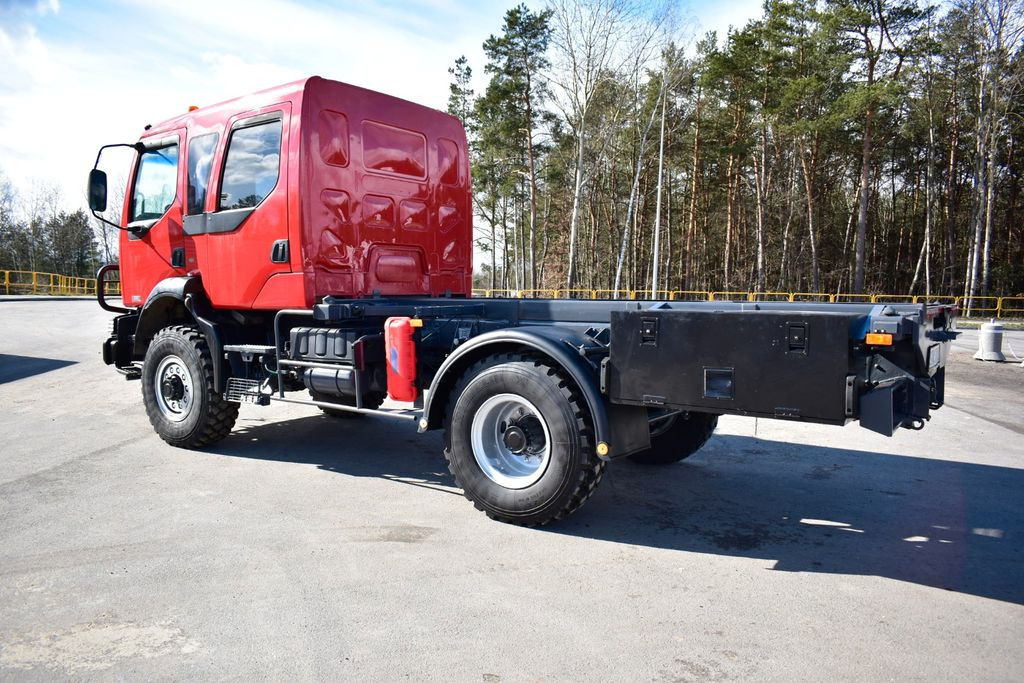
0, 0, 505, 211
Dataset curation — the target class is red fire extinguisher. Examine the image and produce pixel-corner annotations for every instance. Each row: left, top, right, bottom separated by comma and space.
384, 317, 418, 402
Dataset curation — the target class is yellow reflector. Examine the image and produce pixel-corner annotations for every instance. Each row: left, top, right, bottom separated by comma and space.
596, 442, 609, 457
409, 318, 423, 327
866, 333, 893, 346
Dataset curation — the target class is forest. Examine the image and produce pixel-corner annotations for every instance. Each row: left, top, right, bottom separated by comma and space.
452, 0, 1024, 305
2, 0, 1022, 309
0, 177, 102, 280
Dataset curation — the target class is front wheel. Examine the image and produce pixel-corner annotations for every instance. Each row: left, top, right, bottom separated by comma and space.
141, 325, 239, 448
444, 354, 606, 526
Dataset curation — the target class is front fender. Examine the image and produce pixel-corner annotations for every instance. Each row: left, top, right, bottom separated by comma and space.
419, 326, 612, 456
133, 277, 203, 354
133, 277, 226, 391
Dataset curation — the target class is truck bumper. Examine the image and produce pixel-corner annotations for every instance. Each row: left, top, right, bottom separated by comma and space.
103, 312, 139, 370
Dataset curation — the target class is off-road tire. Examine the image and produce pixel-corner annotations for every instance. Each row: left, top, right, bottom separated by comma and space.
443, 354, 606, 526
310, 391, 386, 418
628, 411, 718, 465
141, 325, 239, 448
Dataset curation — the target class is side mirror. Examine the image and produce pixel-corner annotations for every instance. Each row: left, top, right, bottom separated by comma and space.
88, 169, 108, 212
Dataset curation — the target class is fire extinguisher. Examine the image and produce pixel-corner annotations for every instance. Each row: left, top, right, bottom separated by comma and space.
384, 316, 418, 402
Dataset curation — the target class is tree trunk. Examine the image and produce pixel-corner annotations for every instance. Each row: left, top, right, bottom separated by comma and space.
565, 121, 587, 290
685, 88, 702, 291
798, 146, 821, 291
854, 104, 874, 293
943, 82, 960, 292
752, 146, 767, 293
966, 65, 990, 312
724, 154, 735, 288
650, 87, 667, 297
981, 104, 999, 296
523, 69, 539, 290
613, 86, 661, 294
490, 200, 498, 291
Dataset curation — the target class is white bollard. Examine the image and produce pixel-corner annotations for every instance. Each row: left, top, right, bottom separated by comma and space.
973, 319, 1006, 362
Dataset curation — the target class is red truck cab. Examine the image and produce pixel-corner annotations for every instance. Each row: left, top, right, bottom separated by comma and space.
116, 76, 472, 310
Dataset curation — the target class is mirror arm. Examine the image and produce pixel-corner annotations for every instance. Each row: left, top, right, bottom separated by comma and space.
92, 141, 145, 169
91, 209, 127, 233
91, 142, 146, 233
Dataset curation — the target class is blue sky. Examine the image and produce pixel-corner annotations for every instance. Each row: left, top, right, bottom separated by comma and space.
0, 0, 762, 211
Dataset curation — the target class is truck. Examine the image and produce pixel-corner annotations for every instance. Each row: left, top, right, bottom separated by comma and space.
88, 76, 959, 526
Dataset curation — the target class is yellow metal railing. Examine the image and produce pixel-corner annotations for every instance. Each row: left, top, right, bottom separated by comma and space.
3, 271, 1018, 318
2, 270, 120, 297
471, 288, 1024, 317
1001, 296, 1024, 316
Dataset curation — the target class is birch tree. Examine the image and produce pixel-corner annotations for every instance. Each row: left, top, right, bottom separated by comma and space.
546, 0, 668, 289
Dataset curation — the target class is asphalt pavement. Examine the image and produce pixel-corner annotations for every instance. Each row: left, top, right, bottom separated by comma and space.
1, 298, 1021, 680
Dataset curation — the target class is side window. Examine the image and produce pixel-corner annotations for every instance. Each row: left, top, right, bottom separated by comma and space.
219, 118, 282, 210
129, 143, 179, 223
187, 133, 219, 215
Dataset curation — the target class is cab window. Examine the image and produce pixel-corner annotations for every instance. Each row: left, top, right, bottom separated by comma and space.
219, 118, 282, 210
130, 143, 179, 223
187, 133, 219, 215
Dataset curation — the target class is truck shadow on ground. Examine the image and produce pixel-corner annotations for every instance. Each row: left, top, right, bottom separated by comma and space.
212, 415, 1023, 605
0, 353, 77, 384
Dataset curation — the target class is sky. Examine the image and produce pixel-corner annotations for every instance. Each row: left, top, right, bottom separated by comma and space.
0, 0, 763, 214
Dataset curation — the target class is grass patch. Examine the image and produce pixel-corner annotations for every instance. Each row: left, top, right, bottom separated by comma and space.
957, 318, 1024, 330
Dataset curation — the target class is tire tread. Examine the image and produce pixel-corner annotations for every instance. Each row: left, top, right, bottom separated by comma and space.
143, 325, 238, 448
443, 353, 606, 526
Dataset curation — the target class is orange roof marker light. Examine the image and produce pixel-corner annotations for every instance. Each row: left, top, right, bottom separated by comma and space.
188, 105, 199, 112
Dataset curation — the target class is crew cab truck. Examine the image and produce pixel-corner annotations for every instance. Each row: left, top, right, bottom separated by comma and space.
89, 76, 958, 526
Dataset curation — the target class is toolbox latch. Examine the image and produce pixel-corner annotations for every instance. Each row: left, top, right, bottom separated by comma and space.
640, 317, 658, 346
787, 323, 808, 354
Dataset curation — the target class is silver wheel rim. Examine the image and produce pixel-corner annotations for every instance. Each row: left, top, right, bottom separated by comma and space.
154, 355, 194, 422
470, 393, 551, 489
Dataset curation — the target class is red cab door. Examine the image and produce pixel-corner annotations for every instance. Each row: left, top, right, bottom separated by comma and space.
119, 131, 187, 307
184, 104, 292, 309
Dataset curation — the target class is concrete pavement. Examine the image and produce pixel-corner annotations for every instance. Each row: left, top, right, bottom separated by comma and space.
0, 299, 1021, 680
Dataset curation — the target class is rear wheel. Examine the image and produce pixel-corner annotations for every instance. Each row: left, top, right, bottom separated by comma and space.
628, 411, 718, 465
141, 325, 238, 448
444, 354, 606, 526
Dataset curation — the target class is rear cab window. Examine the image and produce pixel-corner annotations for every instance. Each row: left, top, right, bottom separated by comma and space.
219, 117, 283, 211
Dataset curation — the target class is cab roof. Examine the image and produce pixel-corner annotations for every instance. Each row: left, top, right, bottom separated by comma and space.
139, 75, 460, 140
140, 77, 311, 139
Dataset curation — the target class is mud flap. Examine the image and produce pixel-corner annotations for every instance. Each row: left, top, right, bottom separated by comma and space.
605, 403, 651, 459
861, 383, 900, 436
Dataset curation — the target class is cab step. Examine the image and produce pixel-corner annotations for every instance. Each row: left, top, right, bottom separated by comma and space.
225, 377, 269, 405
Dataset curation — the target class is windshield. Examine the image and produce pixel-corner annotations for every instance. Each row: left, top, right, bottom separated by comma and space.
130, 143, 179, 223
